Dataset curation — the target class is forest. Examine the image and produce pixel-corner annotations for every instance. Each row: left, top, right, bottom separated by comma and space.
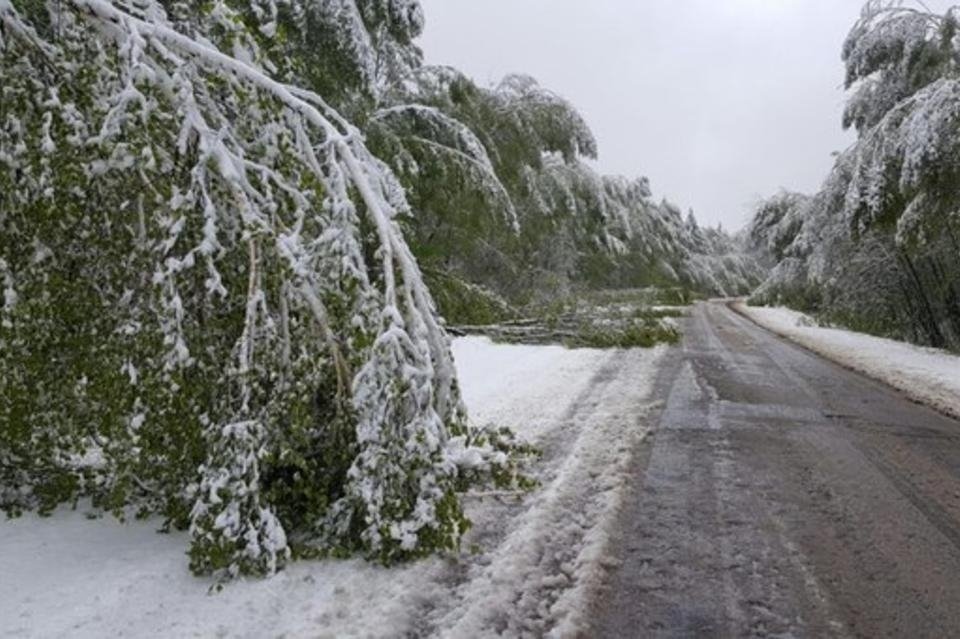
2, 0, 958, 586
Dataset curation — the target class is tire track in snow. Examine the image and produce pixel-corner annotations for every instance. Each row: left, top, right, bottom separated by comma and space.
425, 346, 667, 638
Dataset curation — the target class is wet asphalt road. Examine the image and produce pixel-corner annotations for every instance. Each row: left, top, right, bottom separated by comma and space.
593, 301, 960, 638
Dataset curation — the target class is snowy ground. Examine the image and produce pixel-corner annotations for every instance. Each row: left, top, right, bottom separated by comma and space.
1, 337, 666, 638
734, 302, 960, 420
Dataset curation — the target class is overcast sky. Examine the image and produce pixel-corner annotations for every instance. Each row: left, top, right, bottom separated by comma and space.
417, 0, 952, 230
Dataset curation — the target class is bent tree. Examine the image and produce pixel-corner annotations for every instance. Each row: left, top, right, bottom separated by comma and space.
0, 0, 521, 579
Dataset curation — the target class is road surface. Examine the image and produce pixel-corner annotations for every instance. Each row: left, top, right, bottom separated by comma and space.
594, 301, 960, 638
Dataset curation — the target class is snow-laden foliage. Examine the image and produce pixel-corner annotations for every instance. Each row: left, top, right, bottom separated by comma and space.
490, 74, 598, 165
841, 2, 960, 248
845, 77, 960, 245
747, 191, 810, 264
368, 103, 518, 229
576, 177, 763, 297
750, 2, 960, 350
0, 0, 524, 578
189, 420, 290, 577
842, 1, 955, 132
285, 0, 425, 109
369, 65, 760, 317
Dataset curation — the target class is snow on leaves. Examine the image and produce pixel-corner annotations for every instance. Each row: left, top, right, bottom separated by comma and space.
189, 420, 291, 579
0, 0, 520, 578
750, 2, 960, 350
841, 2, 960, 246
372, 64, 759, 304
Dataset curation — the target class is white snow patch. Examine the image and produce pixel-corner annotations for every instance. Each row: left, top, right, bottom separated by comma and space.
650, 305, 690, 314
735, 303, 960, 420
0, 510, 440, 638
451, 336, 612, 441
1, 336, 666, 638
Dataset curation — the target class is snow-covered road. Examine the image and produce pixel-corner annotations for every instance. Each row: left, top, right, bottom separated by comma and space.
0, 337, 666, 638
438, 338, 666, 636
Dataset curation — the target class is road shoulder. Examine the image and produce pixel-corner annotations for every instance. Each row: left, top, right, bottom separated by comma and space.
731, 301, 960, 420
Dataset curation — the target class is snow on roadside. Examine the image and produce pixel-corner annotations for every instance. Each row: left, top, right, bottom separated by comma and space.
439, 339, 666, 637
650, 305, 690, 314
451, 336, 611, 440
734, 303, 960, 420
1, 337, 665, 638
0, 516, 440, 639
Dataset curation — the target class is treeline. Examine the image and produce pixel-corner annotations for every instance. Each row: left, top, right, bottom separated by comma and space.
748, 1, 960, 351
368, 66, 763, 322
226, 0, 764, 319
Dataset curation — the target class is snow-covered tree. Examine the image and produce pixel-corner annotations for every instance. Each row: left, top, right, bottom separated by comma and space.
750, 1, 960, 350
189, 420, 290, 578
842, 0, 955, 133
0, 0, 522, 576
842, 3, 960, 238
368, 64, 760, 314
747, 191, 810, 265
260, 0, 426, 114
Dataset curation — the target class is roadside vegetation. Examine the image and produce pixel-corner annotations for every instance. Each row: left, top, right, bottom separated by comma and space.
748, 1, 960, 352
1, 0, 726, 581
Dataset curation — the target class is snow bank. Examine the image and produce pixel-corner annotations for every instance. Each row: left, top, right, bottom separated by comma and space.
734, 303, 960, 420
1, 337, 665, 638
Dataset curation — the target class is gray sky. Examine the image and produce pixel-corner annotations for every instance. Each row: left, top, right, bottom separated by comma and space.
417, 0, 952, 230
